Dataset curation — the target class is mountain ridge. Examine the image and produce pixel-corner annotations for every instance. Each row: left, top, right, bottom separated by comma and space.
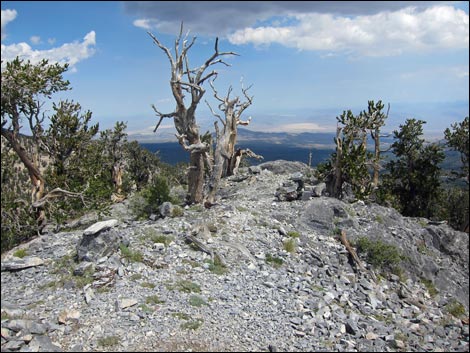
1, 160, 468, 352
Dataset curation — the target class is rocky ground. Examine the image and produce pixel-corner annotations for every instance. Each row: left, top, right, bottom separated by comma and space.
1, 161, 469, 352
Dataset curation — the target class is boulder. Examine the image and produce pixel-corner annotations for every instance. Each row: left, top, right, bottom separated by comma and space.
258, 160, 309, 175
77, 229, 125, 262
83, 219, 118, 236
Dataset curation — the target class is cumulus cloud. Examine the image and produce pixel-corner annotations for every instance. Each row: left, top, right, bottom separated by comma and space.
125, 1, 449, 36
1, 31, 96, 68
1, 9, 17, 39
1, 9, 96, 69
229, 5, 469, 56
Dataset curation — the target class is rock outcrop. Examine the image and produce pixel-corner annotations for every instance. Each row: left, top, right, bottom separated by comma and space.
1, 162, 468, 352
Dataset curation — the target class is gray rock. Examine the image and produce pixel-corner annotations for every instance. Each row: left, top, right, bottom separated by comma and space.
312, 183, 326, 197
7, 320, 47, 334
29, 335, 62, 352
299, 197, 357, 232
83, 219, 118, 236
3, 340, 24, 350
345, 320, 359, 335
73, 262, 94, 276
116, 298, 138, 310
1, 257, 45, 272
248, 166, 262, 174
258, 160, 309, 174
1, 159, 468, 353
159, 202, 174, 218
76, 229, 124, 262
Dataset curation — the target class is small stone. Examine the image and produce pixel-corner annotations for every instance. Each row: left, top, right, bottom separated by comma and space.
85, 288, 95, 304
345, 320, 359, 335
58, 309, 81, 324
3, 340, 24, 350
1, 327, 11, 339
290, 317, 302, 326
117, 298, 138, 310
392, 340, 405, 349
21, 333, 34, 343
366, 332, 378, 340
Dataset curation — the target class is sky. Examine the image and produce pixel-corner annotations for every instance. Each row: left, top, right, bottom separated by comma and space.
1, 1, 469, 141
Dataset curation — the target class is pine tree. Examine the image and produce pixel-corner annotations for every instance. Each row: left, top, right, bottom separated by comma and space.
382, 119, 444, 218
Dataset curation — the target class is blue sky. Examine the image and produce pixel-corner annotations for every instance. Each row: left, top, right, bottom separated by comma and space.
1, 1, 469, 141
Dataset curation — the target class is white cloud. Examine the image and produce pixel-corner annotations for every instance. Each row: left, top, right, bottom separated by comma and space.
30, 35, 41, 45
1, 9, 17, 39
1, 9, 96, 69
125, 1, 450, 36
228, 5, 469, 56
133, 19, 156, 30
1, 31, 96, 68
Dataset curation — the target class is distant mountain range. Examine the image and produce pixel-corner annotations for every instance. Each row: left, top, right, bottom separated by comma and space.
133, 128, 396, 150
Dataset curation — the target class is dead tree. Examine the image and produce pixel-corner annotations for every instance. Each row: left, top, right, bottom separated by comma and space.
205, 79, 262, 204
148, 24, 237, 204
332, 124, 344, 198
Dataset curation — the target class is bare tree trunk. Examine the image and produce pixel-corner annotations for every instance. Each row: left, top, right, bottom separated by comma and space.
229, 148, 263, 176
1, 129, 46, 230
333, 127, 343, 198
372, 128, 380, 188
205, 124, 226, 205
148, 25, 237, 204
188, 150, 205, 204
111, 164, 125, 202
204, 80, 256, 204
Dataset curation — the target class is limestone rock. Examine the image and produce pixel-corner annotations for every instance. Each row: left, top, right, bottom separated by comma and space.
1, 256, 44, 272
83, 219, 118, 236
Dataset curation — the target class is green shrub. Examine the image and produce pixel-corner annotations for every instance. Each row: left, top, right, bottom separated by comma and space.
167, 280, 201, 293
445, 299, 466, 318
144, 175, 172, 206
13, 249, 28, 258
171, 205, 184, 217
131, 175, 173, 218
421, 278, 438, 298
97, 336, 120, 347
141, 282, 156, 289
172, 312, 190, 320
181, 319, 203, 330
119, 244, 143, 263
205, 256, 228, 275
355, 237, 404, 271
283, 238, 296, 254
150, 234, 174, 247
287, 231, 300, 238
266, 253, 284, 267
146, 295, 165, 305
130, 273, 142, 281
189, 295, 208, 307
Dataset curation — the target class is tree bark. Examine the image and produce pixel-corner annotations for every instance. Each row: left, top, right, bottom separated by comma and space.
148, 26, 237, 204
188, 150, 205, 204
2, 129, 46, 229
204, 80, 255, 204
372, 128, 380, 188
333, 126, 343, 198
